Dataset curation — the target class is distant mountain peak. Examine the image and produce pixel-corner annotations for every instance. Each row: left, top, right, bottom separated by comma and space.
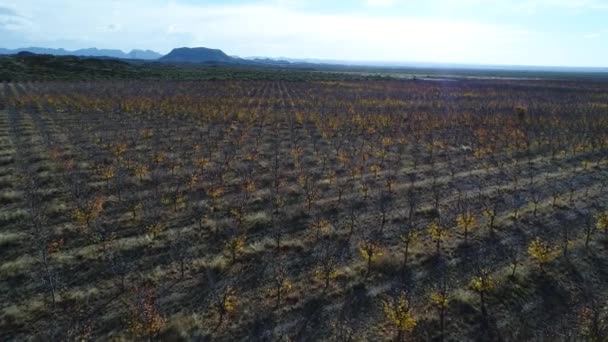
159, 47, 236, 63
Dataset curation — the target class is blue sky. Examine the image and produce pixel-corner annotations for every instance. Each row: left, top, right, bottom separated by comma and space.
0, 0, 607, 66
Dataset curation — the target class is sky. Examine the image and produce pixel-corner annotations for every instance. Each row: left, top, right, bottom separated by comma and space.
0, 0, 607, 67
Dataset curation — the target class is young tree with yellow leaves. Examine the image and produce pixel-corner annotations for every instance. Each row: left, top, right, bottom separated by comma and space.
314, 247, 338, 290
127, 282, 166, 339
214, 286, 238, 330
596, 210, 608, 238
134, 164, 149, 184
429, 278, 451, 342
456, 210, 477, 246
310, 217, 332, 241
74, 195, 104, 233
100, 165, 115, 191
383, 291, 417, 341
469, 269, 495, 316
528, 237, 558, 273
428, 221, 448, 256
225, 232, 245, 265
146, 221, 165, 241
359, 237, 383, 277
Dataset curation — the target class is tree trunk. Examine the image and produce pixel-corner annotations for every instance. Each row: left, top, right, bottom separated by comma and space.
276, 286, 281, 308
403, 242, 409, 267
439, 309, 445, 342
480, 291, 486, 316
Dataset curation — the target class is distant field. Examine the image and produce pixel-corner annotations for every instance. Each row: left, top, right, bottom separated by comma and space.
3, 53, 608, 83
1, 79, 608, 340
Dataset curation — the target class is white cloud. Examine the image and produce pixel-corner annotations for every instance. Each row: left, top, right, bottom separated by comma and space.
365, 0, 397, 7
583, 32, 599, 39
437, 0, 608, 14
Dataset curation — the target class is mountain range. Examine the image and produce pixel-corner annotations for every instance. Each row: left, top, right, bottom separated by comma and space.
0, 47, 162, 60
2, 46, 608, 72
0, 46, 290, 65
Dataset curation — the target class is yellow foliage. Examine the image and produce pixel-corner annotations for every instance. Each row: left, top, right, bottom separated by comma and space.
147, 223, 164, 239
596, 211, 608, 231
457, 211, 477, 229
281, 279, 293, 293
469, 274, 495, 293
113, 143, 128, 156
160, 196, 172, 206
141, 128, 154, 139
383, 292, 417, 334
429, 291, 449, 310
128, 287, 166, 337
291, 147, 303, 160
400, 230, 419, 244
226, 235, 245, 256
456, 211, 478, 235
208, 186, 225, 199
370, 164, 381, 176
153, 152, 165, 164
381, 136, 393, 147
528, 237, 558, 267
310, 218, 332, 237
337, 153, 349, 165
134, 165, 149, 178
359, 240, 383, 261
243, 180, 256, 193
314, 258, 337, 284
187, 173, 199, 187
196, 157, 209, 169
101, 167, 115, 181
375, 149, 387, 159
482, 208, 494, 218
221, 287, 238, 314
74, 208, 88, 226
428, 222, 448, 242
74, 196, 104, 228
474, 147, 493, 158
230, 208, 243, 219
